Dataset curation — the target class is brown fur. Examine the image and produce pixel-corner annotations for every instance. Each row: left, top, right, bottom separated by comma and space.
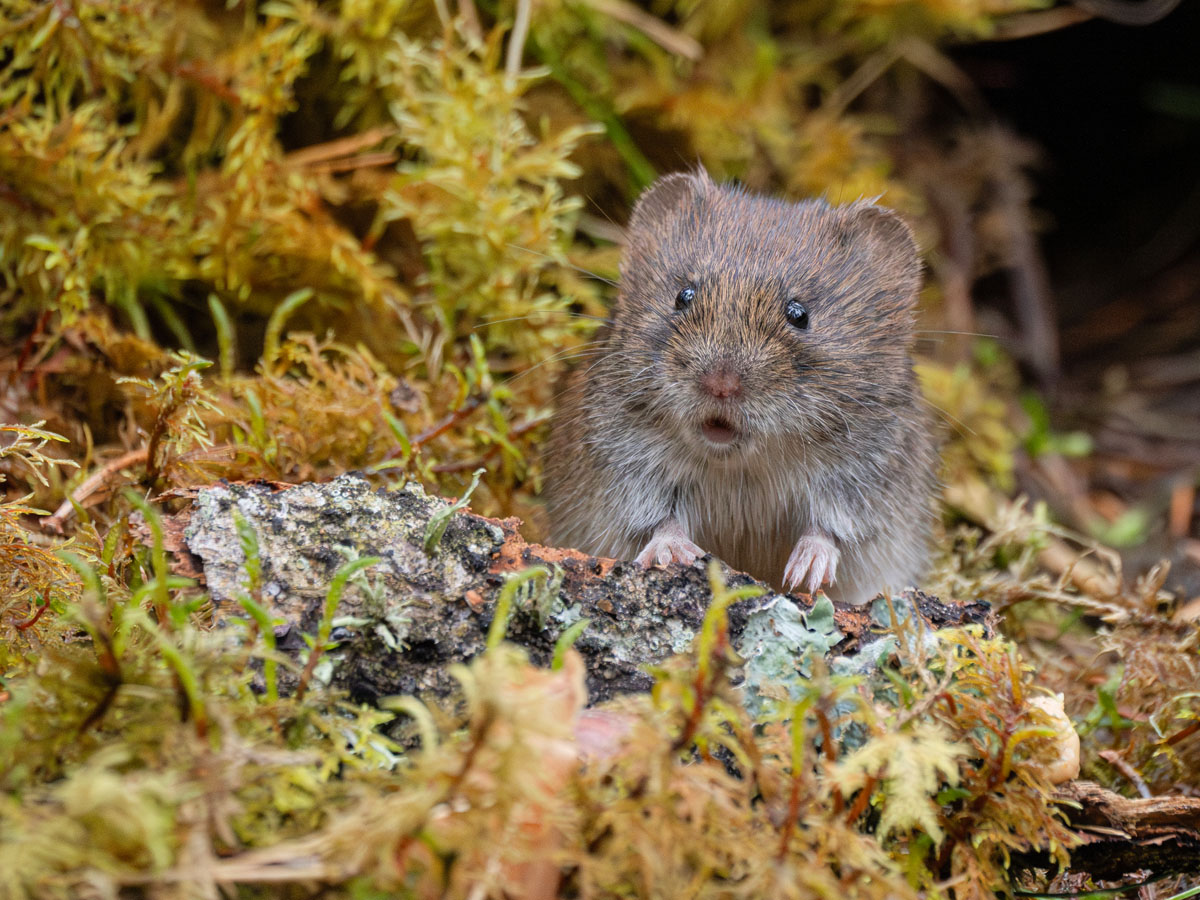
544, 170, 937, 604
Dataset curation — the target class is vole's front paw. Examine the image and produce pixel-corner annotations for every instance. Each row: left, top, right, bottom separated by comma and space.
635, 524, 705, 568
784, 534, 839, 594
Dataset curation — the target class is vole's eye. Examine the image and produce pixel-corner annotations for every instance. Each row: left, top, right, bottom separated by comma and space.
675, 286, 696, 311
785, 299, 809, 330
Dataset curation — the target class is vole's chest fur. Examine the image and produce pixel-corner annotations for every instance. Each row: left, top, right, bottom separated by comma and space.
673, 467, 801, 583
646, 433, 865, 577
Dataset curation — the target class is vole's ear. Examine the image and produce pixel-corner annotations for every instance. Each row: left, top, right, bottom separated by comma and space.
842, 201, 919, 259
840, 201, 922, 297
627, 170, 711, 236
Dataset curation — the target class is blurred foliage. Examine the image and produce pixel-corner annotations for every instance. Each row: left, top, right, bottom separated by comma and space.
2, 0, 1197, 897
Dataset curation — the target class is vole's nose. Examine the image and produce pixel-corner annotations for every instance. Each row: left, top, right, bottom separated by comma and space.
699, 366, 742, 399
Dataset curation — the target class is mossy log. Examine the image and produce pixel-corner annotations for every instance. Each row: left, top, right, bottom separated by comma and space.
175, 473, 988, 707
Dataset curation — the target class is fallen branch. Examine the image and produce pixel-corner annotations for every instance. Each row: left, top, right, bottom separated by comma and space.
42, 448, 149, 534
1013, 781, 1200, 882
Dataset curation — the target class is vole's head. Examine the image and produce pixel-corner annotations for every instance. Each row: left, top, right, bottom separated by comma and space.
610, 169, 923, 461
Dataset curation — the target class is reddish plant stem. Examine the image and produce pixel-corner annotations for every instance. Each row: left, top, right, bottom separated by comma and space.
844, 774, 879, 826
815, 707, 837, 764
671, 618, 730, 753
776, 768, 804, 862
14, 597, 50, 630
294, 637, 325, 701
1166, 720, 1200, 747
388, 395, 486, 463
16, 309, 50, 377
144, 391, 184, 484
984, 721, 1016, 794
79, 626, 123, 734
162, 59, 241, 105
815, 707, 843, 814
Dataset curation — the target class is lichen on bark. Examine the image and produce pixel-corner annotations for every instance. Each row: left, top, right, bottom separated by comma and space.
183, 473, 989, 711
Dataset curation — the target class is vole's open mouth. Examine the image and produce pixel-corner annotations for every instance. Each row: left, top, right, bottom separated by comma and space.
700, 416, 739, 445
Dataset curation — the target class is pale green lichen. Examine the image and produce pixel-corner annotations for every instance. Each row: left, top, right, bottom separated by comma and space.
737, 593, 844, 718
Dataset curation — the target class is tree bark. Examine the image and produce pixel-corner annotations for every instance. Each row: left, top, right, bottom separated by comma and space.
176, 473, 988, 706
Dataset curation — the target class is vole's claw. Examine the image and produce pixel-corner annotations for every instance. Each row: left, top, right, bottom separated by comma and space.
636, 522, 704, 569
784, 533, 839, 594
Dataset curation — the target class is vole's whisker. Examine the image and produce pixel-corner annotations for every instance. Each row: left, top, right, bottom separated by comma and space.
505, 243, 618, 287
914, 329, 998, 338
474, 311, 609, 330
922, 400, 977, 438
503, 343, 608, 387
